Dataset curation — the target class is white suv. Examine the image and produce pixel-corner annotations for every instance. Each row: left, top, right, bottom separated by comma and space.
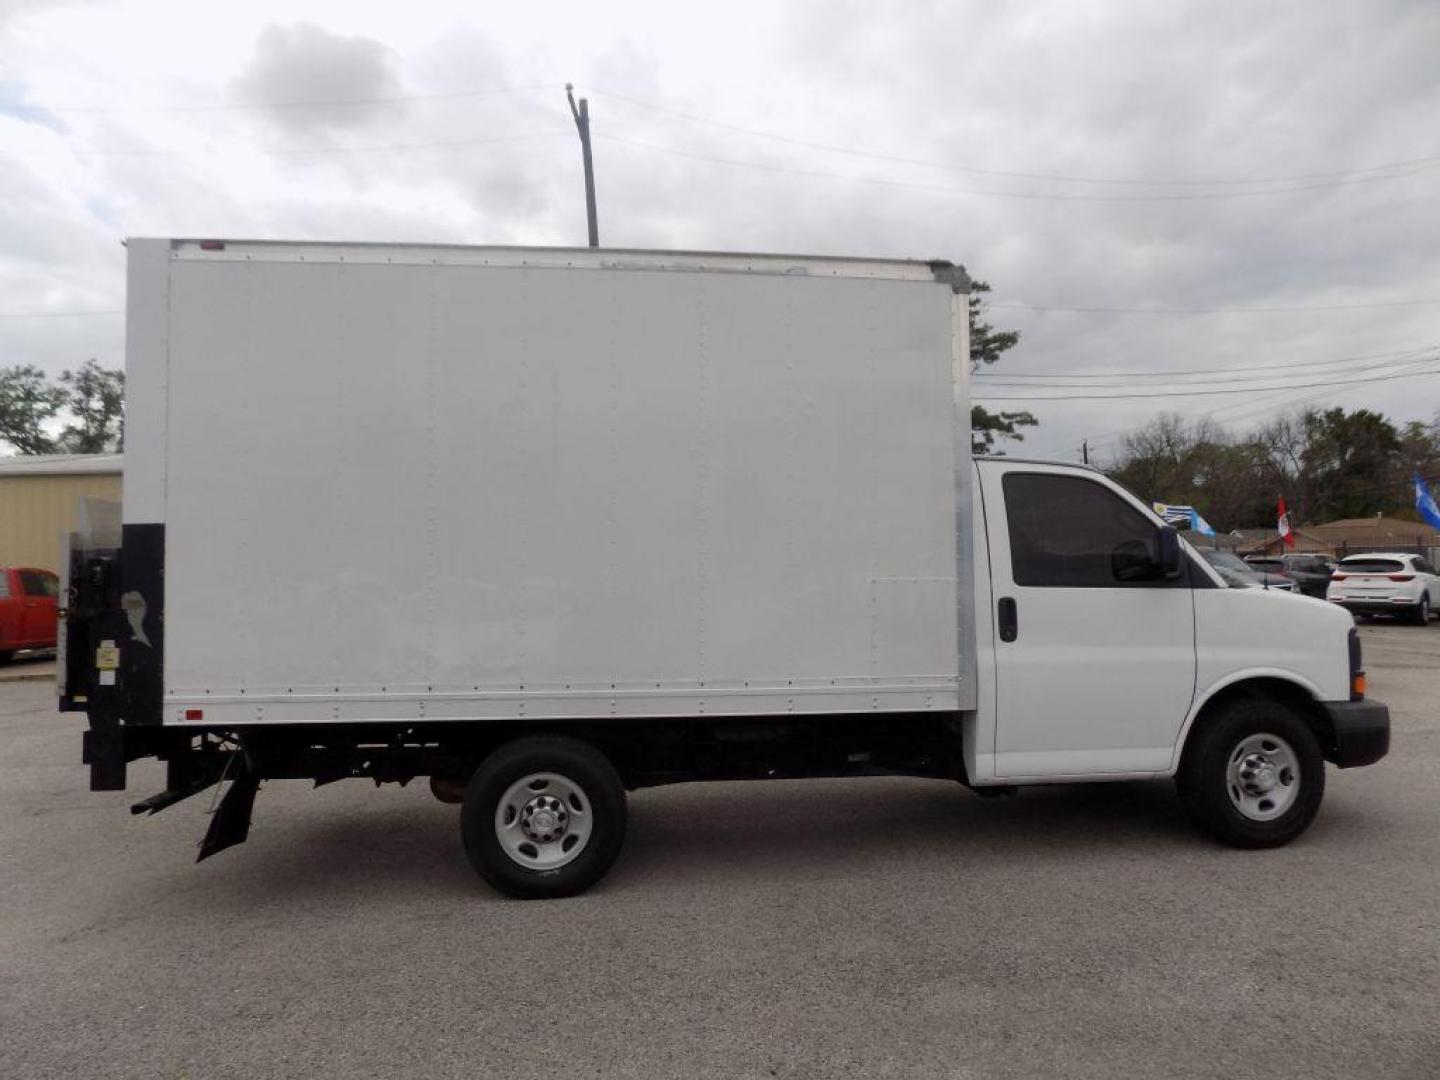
1327, 553, 1439, 625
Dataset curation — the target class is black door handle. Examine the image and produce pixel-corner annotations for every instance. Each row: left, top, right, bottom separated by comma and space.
997, 597, 1018, 642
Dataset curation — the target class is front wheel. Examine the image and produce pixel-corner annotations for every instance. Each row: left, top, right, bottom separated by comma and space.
1414, 595, 1432, 626
1177, 699, 1325, 848
461, 736, 627, 899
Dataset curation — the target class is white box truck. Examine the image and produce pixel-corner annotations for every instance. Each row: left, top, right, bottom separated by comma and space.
62, 239, 1389, 898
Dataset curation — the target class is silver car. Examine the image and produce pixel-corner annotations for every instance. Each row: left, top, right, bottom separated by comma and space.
1199, 549, 1296, 591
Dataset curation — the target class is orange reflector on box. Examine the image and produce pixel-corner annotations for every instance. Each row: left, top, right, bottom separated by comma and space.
1351, 673, 1366, 700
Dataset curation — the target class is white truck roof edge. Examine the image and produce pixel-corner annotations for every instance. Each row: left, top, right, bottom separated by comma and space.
974, 455, 1103, 473
132, 237, 968, 286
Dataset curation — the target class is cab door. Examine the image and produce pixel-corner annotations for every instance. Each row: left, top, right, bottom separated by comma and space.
979, 465, 1197, 778
16, 569, 59, 648
0, 571, 19, 650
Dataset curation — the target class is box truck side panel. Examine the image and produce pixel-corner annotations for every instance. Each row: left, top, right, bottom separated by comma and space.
148, 246, 969, 725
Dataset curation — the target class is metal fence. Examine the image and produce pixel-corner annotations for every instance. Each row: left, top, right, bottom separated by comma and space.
1214, 535, 1440, 563
1333, 541, 1440, 561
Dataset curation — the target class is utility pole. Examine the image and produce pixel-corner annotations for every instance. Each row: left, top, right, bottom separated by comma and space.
566, 84, 599, 248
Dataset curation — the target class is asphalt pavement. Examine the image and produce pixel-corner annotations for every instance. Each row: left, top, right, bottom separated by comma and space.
1, 624, 1437, 1079
0, 652, 54, 683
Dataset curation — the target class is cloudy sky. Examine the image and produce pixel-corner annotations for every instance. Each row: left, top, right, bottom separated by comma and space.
3, 0, 1438, 462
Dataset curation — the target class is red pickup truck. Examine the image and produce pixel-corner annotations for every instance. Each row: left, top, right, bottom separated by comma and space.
0, 567, 60, 662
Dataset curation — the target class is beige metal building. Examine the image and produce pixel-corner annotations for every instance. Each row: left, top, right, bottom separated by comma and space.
0, 454, 122, 571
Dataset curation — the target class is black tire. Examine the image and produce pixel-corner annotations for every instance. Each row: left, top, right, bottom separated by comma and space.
1177, 698, 1325, 849
461, 736, 627, 899
0, 650, 11, 665
1414, 595, 1432, 626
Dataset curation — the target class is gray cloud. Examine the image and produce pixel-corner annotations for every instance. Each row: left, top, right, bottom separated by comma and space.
1, 0, 1438, 467
230, 22, 400, 138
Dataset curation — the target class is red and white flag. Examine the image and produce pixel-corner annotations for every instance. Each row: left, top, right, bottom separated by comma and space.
1277, 496, 1295, 549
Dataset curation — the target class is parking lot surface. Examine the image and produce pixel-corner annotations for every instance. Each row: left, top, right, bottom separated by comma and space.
2, 624, 1437, 1079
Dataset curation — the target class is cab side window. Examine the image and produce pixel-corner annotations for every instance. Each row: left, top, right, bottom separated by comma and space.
18, 570, 58, 598
0, 574, 9, 599
1003, 473, 1174, 588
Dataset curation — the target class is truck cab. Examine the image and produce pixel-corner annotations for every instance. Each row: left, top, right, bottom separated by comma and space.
0, 566, 60, 662
971, 457, 1386, 840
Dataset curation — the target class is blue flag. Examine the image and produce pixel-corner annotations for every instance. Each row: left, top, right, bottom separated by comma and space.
1152, 501, 1216, 536
1152, 501, 1193, 526
1417, 473, 1440, 530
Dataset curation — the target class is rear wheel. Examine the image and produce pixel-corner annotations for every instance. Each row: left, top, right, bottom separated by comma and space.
0, 650, 11, 665
461, 736, 627, 899
1177, 698, 1325, 848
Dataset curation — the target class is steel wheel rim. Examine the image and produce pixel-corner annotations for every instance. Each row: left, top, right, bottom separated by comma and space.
1225, 733, 1301, 821
494, 772, 594, 870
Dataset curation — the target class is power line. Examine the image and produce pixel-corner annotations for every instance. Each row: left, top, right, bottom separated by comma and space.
1199, 384, 1356, 428
0, 309, 122, 319
975, 345, 1440, 382
974, 364, 1440, 401
1084, 374, 1405, 454
1078, 347, 1440, 442
15, 78, 1439, 193
595, 133, 1439, 203
587, 87, 1440, 189
1, 84, 556, 115
987, 298, 1440, 314
976, 351, 1440, 389
70, 130, 568, 159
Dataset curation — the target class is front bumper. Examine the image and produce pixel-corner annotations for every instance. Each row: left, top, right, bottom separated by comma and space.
1322, 699, 1390, 768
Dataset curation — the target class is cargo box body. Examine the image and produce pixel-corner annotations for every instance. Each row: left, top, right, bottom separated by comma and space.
120, 241, 975, 729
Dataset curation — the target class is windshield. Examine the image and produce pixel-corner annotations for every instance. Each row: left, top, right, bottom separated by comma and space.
1199, 548, 1263, 588
1203, 550, 1253, 573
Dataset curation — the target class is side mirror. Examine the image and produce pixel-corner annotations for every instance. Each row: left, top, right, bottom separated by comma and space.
1111, 539, 1153, 582
1113, 527, 1183, 583
1157, 524, 1182, 580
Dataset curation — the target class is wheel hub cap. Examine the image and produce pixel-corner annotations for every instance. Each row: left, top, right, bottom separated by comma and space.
521, 795, 568, 843
494, 772, 594, 871
1225, 733, 1300, 821
1237, 753, 1278, 795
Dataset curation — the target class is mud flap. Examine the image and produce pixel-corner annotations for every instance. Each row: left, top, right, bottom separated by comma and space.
196, 768, 260, 862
